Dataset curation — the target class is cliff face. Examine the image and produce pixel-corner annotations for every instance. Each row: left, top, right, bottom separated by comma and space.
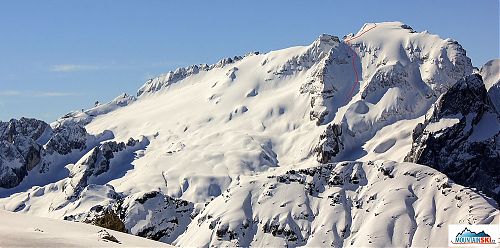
0, 118, 48, 188
405, 74, 500, 202
0, 117, 112, 191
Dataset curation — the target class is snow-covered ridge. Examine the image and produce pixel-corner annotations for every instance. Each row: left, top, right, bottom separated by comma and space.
52, 93, 137, 128
136, 52, 262, 97
54, 22, 474, 129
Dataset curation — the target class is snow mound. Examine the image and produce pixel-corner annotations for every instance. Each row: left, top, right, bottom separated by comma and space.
0, 210, 170, 247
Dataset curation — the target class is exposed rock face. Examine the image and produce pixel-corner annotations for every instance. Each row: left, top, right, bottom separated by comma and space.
93, 210, 127, 233
76, 191, 194, 243
0, 118, 48, 143
302, 48, 341, 126
45, 124, 88, 155
97, 229, 121, 243
119, 191, 194, 243
0, 117, 106, 189
278, 34, 339, 79
314, 124, 344, 163
299, 35, 355, 126
0, 118, 48, 188
405, 74, 500, 202
65, 139, 134, 200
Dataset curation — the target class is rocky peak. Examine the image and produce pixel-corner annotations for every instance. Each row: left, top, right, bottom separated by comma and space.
314, 34, 340, 47
307, 34, 340, 60
405, 74, 500, 202
432, 74, 494, 118
45, 124, 88, 155
0, 118, 49, 188
0, 118, 49, 143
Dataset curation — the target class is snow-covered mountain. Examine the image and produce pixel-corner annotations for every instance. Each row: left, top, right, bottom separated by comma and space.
0, 22, 498, 247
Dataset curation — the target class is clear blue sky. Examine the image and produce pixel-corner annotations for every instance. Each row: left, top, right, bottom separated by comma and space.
1, 0, 499, 122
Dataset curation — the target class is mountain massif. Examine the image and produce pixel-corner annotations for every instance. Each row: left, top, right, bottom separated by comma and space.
0, 22, 498, 247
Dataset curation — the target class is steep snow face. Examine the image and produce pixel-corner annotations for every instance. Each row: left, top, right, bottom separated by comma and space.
0, 210, 170, 247
81, 37, 340, 204
176, 161, 499, 247
480, 59, 500, 112
481, 59, 500, 90
329, 22, 473, 161
347, 22, 473, 95
0, 24, 476, 194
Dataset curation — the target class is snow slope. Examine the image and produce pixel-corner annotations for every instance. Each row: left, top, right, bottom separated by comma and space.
0, 21, 498, 247
0, 210, 170, 247
176, 161, 499, 247
480, 59, 500, 112
481, 59, 500, 90
75, 22, 472, 203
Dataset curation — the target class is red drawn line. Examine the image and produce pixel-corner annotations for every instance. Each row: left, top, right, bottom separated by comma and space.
345, 46, 360, 103
344, 24, 377, 43
344, 24, 377, 104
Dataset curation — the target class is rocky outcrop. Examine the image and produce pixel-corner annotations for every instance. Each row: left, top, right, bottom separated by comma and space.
74, 190, 194, 243
276, 34, 339, 78
314, 124, 344, 163
62, 137, 144, 202
64, 139, 135, 200
45, 124, 88, 156
0, 117, 106, 189
405, 74, 500, 202
302, 50, 339, 126
0, 118, 48, 188
0, 118, 48, 143
97, 229, 121, 243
